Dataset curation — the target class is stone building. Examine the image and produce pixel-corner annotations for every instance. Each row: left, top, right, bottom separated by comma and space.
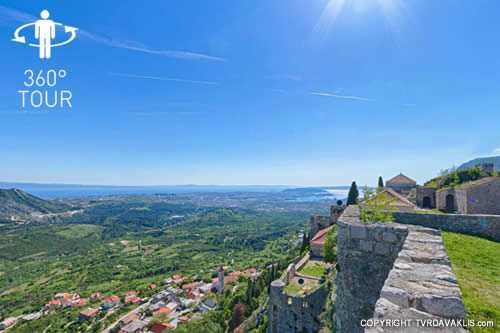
309, 225, 335, 257
435, 177, 500, 214
416, 185, 437, 208
378, 187, 416, 212
217, 266, 224, 294
416, 177, 500, 214
385, 173, 417, 196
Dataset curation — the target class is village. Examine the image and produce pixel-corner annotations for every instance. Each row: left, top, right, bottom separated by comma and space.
0, 266, 262, 333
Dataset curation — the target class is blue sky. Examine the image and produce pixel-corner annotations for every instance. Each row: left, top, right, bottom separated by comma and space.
0, 0, 499, 186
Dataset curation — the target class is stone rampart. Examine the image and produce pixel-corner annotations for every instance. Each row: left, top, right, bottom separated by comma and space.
336, 205, 466, 333
393, 211, 500, 241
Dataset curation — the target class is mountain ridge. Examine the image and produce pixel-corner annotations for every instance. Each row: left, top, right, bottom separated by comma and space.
0, 188, 69, 220
458, 156, 500, 170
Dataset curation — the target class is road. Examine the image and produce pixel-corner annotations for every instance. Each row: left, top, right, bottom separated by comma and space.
101, 300, 151, 333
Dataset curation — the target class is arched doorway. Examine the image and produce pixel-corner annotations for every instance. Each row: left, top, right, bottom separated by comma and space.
446, 194, 455, 212
422, 196, 432, 208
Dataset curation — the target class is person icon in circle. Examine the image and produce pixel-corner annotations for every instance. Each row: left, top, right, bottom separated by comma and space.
35, 10, 56, 59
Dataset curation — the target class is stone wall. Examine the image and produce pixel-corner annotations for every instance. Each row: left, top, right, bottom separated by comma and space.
335, 205, 466, 333
335, 205, 408, 333
393, 211, 500, 241
309, 206, 344, 240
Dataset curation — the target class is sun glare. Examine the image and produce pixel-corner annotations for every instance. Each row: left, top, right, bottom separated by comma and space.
315, 0, 404, 35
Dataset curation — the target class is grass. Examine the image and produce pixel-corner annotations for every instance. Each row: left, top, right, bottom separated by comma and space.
442, 231, 500, 333
298, 261, 327, 278
284, 277, 319, 295
414, 208, 445, 214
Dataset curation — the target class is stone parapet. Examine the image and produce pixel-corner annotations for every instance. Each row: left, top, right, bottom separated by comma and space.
393, 211, 500, 241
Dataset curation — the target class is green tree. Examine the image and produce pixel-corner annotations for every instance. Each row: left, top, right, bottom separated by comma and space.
378, 176, 384, 189
322, 225, 337, 263
347, 181, 359, 205
300, 232, 309, 254
359, 186, 398, 223
232, 303, 245, 328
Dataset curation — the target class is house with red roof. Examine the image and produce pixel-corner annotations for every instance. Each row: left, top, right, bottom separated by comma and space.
120, 312, 137, 325
153, 307, 171, 316
44, 299, 61, 309
310, 225, 335, 257
71, 299, 87, 307
90, 292, 105, 300
224, 276, 237, 284
103, 295, 121, 310
182, 281, 199, 290
125, 291, 136, 300
386, 173, 417, 196
61, 294, 79, 308
151, 322, 174, 333
78, 308, 98, 322
148, 283, 157, 291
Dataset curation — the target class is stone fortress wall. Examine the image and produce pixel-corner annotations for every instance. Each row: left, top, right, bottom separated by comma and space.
267, 253, 329, 333
336, 205, 467, 333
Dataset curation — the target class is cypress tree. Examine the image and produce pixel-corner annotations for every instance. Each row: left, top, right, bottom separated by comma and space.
347, 181, 359, 205
300, 232, 308, 253
378, 176, 384, 189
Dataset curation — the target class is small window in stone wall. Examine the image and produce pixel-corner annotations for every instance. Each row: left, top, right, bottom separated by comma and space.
302, 300, 308, 308
287, 297, 292, 305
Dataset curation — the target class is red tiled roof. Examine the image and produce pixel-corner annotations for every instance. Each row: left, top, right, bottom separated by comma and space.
381, 187, 416, 208
151, 323, 170, 333
173, 274, 181, 279
45, 299, 61, 307
125, 291, 136, 297
311, 225, 335, 244
224, 276, 237, 284
120, 312, 137, 324
153, 307, 171, 316
71, 299, 86, 307
179, 316, 189, 323
454, 177, 500, 190
182, 281, 199, 290
79, 308, 98, 317
125, 296, 141, 303
148, 284, 157, 289
386, 173, 416, 185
